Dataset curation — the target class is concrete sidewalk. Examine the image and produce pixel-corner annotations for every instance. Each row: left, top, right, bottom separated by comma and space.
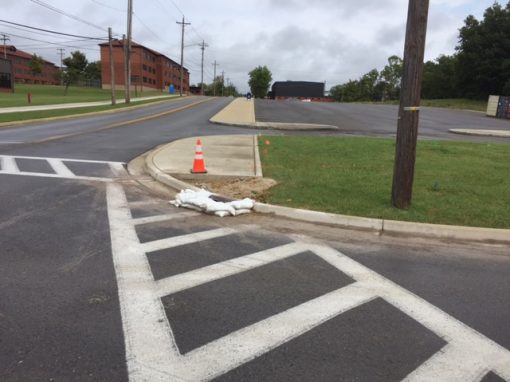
0, 94, 178, 114
450, 128, 510, 138
145, 135, 263, 192
210, 97, 338, 130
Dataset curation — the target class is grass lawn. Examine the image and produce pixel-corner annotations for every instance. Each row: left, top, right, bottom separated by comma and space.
258, 135, 510, 229
0, 84, 167, 107
0, 98, 180, 124
369, 98, 487, 112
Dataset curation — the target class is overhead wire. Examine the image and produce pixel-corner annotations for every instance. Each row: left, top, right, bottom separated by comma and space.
0, 19, 107, 40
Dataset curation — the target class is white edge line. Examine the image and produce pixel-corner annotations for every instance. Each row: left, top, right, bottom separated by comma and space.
0, 154, 124, 164
106, 182, 184, 382
0, 171, 113, 182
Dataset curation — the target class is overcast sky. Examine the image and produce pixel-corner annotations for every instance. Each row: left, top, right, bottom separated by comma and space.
1, 0, 499, 92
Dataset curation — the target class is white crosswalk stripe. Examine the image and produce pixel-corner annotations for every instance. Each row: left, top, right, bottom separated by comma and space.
0, 154, 126, 182
106, 182, 510, 382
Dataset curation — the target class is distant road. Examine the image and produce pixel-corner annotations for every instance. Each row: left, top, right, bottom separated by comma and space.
255, 100, 510, 143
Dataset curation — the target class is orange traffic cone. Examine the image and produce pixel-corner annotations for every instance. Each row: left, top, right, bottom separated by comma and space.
190, 138, 207, 174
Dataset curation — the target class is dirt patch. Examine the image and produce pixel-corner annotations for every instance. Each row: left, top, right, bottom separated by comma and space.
185, 177, 277, 200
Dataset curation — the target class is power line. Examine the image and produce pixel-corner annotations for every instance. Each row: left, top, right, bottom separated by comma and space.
133, 13, 160, 41
1, 31, 100, 51
0, 19, 106, 40
29, 0, 107, 32
89, 0, 125, 12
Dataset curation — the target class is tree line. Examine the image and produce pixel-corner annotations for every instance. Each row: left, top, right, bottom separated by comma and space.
331, 1, 510, 102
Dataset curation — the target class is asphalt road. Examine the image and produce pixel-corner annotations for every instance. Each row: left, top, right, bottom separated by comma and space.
255, 99, 510, 143
1, 97, 509, 381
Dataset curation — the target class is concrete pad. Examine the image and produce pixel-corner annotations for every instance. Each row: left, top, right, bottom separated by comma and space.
450, 129, 510, 138
151, 135, 261, 178
209, 98, 338, 131
210, 98, 255, 125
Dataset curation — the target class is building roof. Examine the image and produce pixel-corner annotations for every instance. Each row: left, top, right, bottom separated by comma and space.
5, 46, 58, 67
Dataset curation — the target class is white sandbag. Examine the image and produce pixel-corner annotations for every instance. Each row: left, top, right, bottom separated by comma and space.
170, 189, 254, 217
228, 198, 254, 210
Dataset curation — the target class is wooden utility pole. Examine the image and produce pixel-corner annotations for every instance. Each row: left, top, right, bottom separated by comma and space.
176, 16, 190, 96
57, 48, 65, 86
391, 0, 430, 209
108, 27, 116, 106
2, 34, 10, 59
212, 60, 219, 96
125, 0, 133, 104
199, 40, 208, 95
221, 70, 225, 97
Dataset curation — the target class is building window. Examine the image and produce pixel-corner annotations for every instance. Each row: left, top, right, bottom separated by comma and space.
143, 64, 147, 71
143, 77, 147, 83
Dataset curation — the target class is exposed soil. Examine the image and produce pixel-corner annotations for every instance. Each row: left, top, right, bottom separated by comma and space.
184, 177, 277, 201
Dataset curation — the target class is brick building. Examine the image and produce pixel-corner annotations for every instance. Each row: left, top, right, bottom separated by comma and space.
99, 39, 189, 93
3, 46, 59, 85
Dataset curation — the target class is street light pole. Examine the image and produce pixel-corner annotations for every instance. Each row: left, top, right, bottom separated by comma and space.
391, 0, 430, 209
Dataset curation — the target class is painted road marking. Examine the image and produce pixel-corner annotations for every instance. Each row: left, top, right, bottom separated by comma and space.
128, 199, 166, 208
155, 242, 306, 297
131, 211, 201, 226
47, 158, 75, 177
0, 155, 19, 173
106, 183, 510, 382
0, 155, 126, 182
139, 226, 253, 254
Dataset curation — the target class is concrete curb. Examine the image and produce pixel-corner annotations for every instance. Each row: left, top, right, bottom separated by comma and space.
141, 137, 510, 246
449, 129, 510, 138
210, 119, 339, 131
145, 143, 201, 192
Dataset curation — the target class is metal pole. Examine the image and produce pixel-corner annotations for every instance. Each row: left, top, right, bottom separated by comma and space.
391, 0, 430, 209
108, 27, 116, 106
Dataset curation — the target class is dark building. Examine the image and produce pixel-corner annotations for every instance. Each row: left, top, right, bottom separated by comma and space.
270, 81, 325, 99
0, 58, 14, 92
3, 46, 59, 86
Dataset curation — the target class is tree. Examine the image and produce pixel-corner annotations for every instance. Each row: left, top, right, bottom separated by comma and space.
248, 66, 272, 98
380, 55, 403, 100
422, 55, 458, 99
455, 2, 510, 98
62, 51, 88, 94
28, 54, 44, 77
84, 61, 101, 82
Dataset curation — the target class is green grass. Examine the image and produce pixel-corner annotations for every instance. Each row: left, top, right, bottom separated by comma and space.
0, 98, 179, 124
365, 98, 487, 112
420, 99, 487, 112
0, 84, 166, 107
259, 135, 510, 228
